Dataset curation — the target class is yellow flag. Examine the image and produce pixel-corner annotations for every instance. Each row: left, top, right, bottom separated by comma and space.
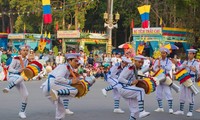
24, 23, 26, 33
38, 36, 47, 52
44, 31, 47, 38
48, 32, 51, 39
160, 18, 163, 26
137, 44, 145, 55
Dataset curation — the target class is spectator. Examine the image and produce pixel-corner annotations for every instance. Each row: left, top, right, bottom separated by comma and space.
94, 54, 103, 68
11, 48, 18, 57
87, 53, 94, 65
55, 52, 64, 65
0, 47, 3, 63
111, 53, 117, 66
47, 50, 54, 66
1, 49, 7, 63
6, 49, 12, 66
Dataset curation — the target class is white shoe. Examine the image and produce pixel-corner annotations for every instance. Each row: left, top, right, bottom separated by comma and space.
65, 109, 74, 115
3, 88, 10, 93
154, 108, 164, 112
169, 109, 173, 114
139, 110, 150, 118
186, 112, 192, 117
101, 89, 107, 97
173, 110, 184, 115
113, 108, 125, 113
19, 112, 26, 119
50, 89, 58, 101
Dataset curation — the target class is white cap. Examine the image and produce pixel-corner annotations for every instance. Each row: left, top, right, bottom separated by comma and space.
19, 45, 30, 50
160, 47, 170, 54
134, 55, 146, 61
187, 49, 197, 53
65, 53, 81, 59
58, 52, 61, 54
49, 50, 53, 52
121, 56, 132, 63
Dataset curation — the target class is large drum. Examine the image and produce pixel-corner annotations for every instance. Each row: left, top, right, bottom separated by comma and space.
23, 61, 43, 79
71, 80, 89, 98
175, 68, 199, 95
136, 77, 157, 94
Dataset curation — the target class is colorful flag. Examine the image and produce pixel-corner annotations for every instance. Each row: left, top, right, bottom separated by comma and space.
137, 44, 145, 55
42, 0, 52, 24
38, 35, 47, 52
137, 5, 151, 28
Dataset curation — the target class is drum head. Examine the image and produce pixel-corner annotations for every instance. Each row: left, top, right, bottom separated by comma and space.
23, 68, 34, 79
136, 81, 148, 94
72, 81, 86, 98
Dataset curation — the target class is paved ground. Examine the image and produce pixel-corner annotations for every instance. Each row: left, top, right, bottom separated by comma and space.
0, 79, 200, 120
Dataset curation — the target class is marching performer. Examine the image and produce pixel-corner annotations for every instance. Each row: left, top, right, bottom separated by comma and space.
2, 45, 30, 119
153, 47, 174, 113
101, 56, 132, 113
117, 55, 150, 120
173, 49, 199, 117
41, 53, 81, 120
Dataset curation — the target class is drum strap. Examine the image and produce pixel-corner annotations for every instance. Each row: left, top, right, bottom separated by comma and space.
67, 65, 77, 79
187, 60, 195, 74
19, 56, 25, 69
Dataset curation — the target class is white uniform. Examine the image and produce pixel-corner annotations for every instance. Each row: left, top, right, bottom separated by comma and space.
4, 56, 29, 116
153, 58, 173, 110
41, 63, 78, 120
117, 64, 145, 119
104, 63, 124, 110
176, 59, 199, 113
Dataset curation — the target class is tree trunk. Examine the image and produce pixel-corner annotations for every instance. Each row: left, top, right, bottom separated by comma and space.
155, 0, 158, 27
124, 28, 127, 43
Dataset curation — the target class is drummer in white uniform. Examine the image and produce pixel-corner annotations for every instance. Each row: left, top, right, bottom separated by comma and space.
2, 45, 30, 119
173, 49, 199, 117
117, 55, 150, 120
102, 56, 132, 113
153, 47, 174, 113
41, 53, 81, 120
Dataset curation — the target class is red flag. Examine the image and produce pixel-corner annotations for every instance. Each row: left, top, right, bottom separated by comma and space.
130, 19, 134, 29
55, 21, 59, 31
6, 27, 10, 33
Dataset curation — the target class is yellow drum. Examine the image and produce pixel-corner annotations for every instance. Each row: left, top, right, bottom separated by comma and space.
71, 80, 89, 98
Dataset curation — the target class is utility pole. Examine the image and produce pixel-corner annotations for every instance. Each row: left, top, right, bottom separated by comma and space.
62, 0, 66, 53
104, 0, 119, 56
